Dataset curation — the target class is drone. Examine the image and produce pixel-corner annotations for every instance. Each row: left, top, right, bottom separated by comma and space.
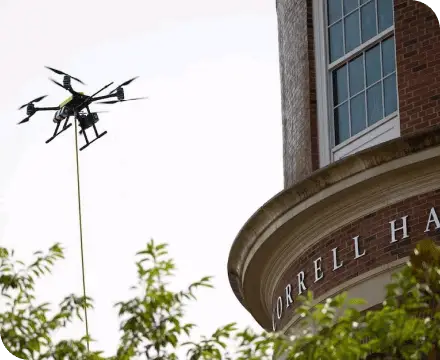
18, 66, 147, 151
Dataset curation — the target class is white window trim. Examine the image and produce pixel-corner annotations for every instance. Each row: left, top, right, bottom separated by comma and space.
333, 112, 399, 161
313, 0, 400, 168
314, 0, 331, 167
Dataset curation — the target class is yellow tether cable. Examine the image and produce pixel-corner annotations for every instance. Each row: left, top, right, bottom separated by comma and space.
74, 115, 90, 352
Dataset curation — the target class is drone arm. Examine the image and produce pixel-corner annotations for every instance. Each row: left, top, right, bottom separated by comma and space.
17, 106, 60, 124
34, 106, 60, 111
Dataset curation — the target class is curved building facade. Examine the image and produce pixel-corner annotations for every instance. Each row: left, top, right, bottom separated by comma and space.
227, 0, 440, 334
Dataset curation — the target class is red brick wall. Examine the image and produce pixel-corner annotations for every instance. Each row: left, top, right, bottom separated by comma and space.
395, 0, 440, 134
272, 189, 440, 329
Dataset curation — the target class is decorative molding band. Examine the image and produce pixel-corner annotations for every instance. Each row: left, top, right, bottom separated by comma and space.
227, 126, 440, 329
263, 155, 440, 312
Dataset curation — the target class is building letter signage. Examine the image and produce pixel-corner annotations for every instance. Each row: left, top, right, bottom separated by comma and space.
273, 204, 440, 329
353, 236, 366, 259
272, 312, 276, 331
313, 257, 324, 282
390, 215, 409, 243
332, 247, 343, 270
285, 284, 293, 308
425, 207, 440, 232
276, 296, 283, 320
297, 271, 307, 294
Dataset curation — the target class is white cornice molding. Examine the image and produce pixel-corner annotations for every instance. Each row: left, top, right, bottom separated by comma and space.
262, 150, 440, 309
227, 127, 440, 330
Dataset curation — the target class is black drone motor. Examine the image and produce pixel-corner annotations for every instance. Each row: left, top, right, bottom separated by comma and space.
26, 103, 36, 116
116, 87, 125, 101
63, 75, 71, 88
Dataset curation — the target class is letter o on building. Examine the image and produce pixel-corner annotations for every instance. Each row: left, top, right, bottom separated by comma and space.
276, 296, 283, 319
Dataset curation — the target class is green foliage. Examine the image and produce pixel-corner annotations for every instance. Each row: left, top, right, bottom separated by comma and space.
0, 243, 98, 359
2, 238, 440, 359
276, 238, 440, 359
0, 240, 270, 360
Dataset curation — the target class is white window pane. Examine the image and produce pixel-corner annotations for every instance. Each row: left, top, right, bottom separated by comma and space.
335, 102, 350, 144
343, 0, 358, 15
329, 21, 344, 62
328, 0, 343, 24
333, 65, 348, 105
378, 0, 394, 32
349, 54, 365, 95
367, 82, 383, 125
350, 92, 366, 135
361, 0, 377, 42
384, 73, 397, 116
382, 36, 396, 77
365, 44, 381, 86
344, 10, 361, 53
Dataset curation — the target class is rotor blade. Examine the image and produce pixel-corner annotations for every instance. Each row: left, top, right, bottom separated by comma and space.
96, 100, 119, 104
45, 66, 85, 84
17, 116, 31, 124
50, 77, 67, 90
122, 97, 148, 102
109, 76, 139, 94
45, 66, 65, 76
97, 97, 148, 105
18, 95, 47, 110
32, 95, 48, 103
49, 77, 78, 95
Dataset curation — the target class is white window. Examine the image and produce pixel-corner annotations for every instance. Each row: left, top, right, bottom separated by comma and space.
314, 0, 399, 165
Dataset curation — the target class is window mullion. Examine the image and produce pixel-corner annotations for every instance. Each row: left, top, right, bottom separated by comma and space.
380, 42, 385, 122
363, 53, 368, 129
375, 0, 379, 35
341, 2, 346, 56
347, 67, 352, 138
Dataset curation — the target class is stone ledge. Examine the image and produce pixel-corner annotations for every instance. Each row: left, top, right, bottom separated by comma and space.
227, 125, 440, 323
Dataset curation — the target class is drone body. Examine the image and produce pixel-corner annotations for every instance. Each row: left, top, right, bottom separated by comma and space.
18, 67, 146, 151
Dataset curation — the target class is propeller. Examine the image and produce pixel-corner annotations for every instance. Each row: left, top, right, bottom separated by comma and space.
108, 76, 139, 94
49, 77, 79, 95
79, 110, 109, 114
49, 77, 67, 90
17, 116, 31, 125
97, 97, 148, 105
18, 95, 47, 110
45, 66, 85, 84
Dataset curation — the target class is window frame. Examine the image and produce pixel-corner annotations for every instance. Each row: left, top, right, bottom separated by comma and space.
313, 0, 400, 166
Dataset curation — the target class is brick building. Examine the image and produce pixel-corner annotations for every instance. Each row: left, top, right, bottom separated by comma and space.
227, 0, 440, 334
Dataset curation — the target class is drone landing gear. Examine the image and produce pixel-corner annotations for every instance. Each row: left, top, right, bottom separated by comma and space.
79, 124, 107, 151
45, 119, 72, 144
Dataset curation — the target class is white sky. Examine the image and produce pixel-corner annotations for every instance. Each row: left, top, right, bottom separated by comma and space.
0, 0, 283, 356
